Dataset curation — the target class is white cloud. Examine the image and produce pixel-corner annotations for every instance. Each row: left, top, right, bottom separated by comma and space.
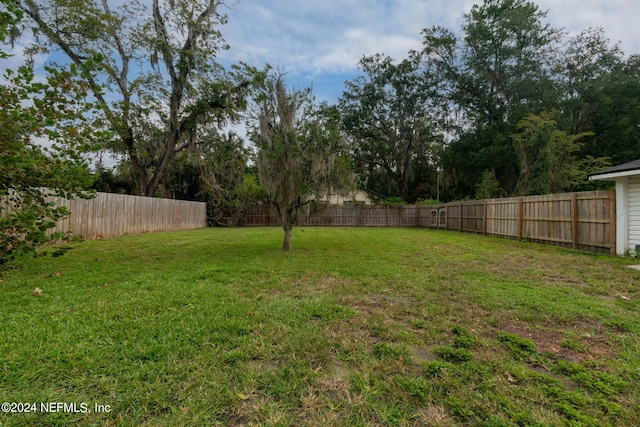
218, 0, 640, 104
7, 0, 639, 106
536, 0, 640, 55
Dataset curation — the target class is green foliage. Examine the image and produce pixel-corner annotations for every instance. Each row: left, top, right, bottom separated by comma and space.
496, 332, 537, 360
340, 53, 444, 202
409, 0, 637, 199
434, 346, 474, 363
0, 64, 96, 265
415, 198, 441, 205
198, 133, 268, 227
475, 170, 502, 199
91, 163, 135, 195
383, 196, 405, 206
512, 111, 595, 195
0, 0, 22, 58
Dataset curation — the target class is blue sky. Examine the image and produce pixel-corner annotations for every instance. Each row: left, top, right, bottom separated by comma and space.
218, 0, 640, 104
6, 0, 639, 104
4, 0, 639, 166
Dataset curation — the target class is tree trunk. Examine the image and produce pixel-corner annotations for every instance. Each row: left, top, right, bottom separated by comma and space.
515, 142, 530, 196
282, 223, 293, 251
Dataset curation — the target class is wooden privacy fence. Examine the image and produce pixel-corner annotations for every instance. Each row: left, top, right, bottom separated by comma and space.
2, 191, 207, 240
242, 190, 616, 254
429, 191, 615, 254
243, 204, 431, 228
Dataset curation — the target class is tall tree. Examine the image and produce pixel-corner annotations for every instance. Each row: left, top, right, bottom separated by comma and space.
560, 38, 640, 166
340, 53, 443, 202
16, 0, 252, 196
590, 55, 640, 164
422, 0, 561, 197
253, 75, 350, 251
557, 27, 624, 137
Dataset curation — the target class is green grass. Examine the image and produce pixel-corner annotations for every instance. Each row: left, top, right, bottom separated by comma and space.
1, 227, 640, 426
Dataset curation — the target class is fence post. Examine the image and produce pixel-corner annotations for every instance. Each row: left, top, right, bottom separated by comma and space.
571, 192, 579, 249
518, 198, 524, 240
483, 200, 488, 235
444, 205, 448, 230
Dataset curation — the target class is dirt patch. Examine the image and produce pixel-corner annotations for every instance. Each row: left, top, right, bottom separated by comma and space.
410, 345, 437, 364
493, 321, 615, 363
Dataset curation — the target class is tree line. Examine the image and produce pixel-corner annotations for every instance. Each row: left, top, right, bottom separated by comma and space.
2, 0, 639, 256
342, 0, 638, 202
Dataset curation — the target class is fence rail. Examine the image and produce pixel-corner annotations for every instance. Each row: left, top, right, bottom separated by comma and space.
2, 191, 207, 240
242, 190, 616, 254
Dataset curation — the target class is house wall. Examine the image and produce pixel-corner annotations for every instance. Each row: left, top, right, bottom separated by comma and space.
629, 176, 640, 252
315, 189, 372, 205
615, 177, 629, 255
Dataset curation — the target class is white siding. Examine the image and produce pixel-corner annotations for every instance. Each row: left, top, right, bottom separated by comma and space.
628, 176, 640, 250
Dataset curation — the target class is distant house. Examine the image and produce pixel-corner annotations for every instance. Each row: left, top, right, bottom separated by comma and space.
314, 188, 373, 205
590, 159, 640, 255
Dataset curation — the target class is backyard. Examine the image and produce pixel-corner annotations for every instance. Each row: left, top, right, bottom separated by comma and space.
1, 227, 639, 426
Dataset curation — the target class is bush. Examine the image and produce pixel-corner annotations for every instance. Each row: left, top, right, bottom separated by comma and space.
384, 197, 405, 205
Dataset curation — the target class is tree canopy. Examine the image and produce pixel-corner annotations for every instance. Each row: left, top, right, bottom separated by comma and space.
340, 53, 444, 202
15, 0, 255, 197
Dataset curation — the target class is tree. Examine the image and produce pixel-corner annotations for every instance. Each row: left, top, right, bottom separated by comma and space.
340, 53, 444, 202
511, 111, 594, 195
0, 0, 22, 56
591, 55, 640, 164
190, 130, 266, 227
15, 0, 253, 196
557, 27, 624, 136
1, 8, 96, 264
253, 75, 351, 251
422, 0, 561, 197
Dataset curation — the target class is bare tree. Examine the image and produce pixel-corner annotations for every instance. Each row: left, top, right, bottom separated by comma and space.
253, 75, 351, 251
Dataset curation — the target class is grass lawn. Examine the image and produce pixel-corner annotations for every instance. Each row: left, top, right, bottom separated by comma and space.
1, 227, 640, 426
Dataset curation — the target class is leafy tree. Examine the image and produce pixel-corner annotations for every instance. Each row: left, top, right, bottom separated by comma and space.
253, 75, 351, 251
194, 131, 267, 226
421, 0, 561, 197
0, 53, 96, 264
557, 27, 624, 136
475, 170, 501, 199
15, 0, 254, 196
512, 111, 595, 195
578, 54, 640, 165
340, 53, 444, 202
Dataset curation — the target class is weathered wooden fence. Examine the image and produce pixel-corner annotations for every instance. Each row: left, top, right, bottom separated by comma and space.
243, 204, 430, 228
242, 190, 616, 254
2, 191, 207, 240
429, 191, 616, 254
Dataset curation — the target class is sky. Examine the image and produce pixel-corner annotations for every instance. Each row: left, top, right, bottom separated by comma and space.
217, 0, 640, 104
4, 0, 639, 167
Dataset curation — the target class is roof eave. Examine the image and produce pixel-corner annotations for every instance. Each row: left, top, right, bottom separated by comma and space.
589, 169, 640, 181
